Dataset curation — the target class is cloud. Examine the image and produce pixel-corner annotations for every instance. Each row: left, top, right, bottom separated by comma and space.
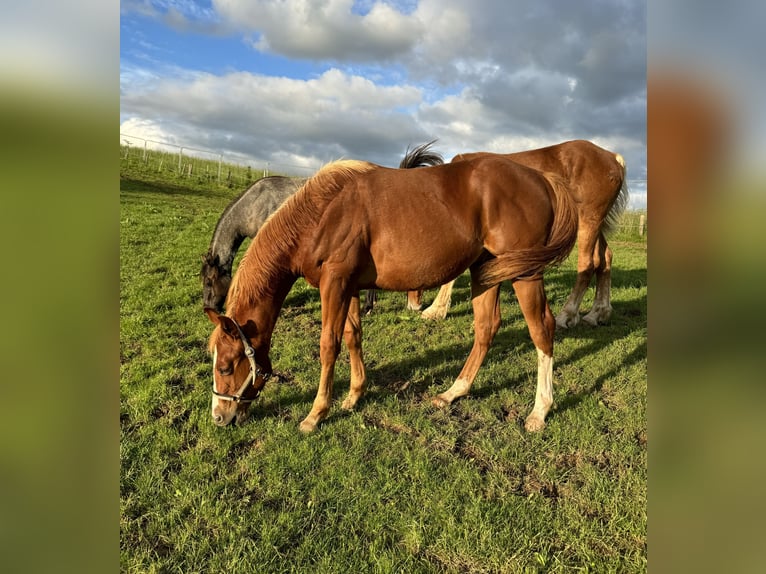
120, 67, 429, 167
213, 0, 423, 61
120, 0, 647, 204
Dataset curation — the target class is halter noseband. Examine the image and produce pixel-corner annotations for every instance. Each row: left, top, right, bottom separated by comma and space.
212, 318, 271, 404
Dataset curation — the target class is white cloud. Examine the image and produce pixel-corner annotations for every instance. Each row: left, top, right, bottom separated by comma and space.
121, 67, 428, 167
215, 0, 422, 60
120, 0, 647, 206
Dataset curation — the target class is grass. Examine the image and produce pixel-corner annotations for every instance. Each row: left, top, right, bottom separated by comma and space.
120, 161, 647, 573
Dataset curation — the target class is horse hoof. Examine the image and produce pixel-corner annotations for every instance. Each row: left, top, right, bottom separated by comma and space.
524, 415, 546, 432
582, 310, 611, 326
431, 396, 450, 409
581, 314, 599, 326
341, 396, 359, 410
421, 308, 447, 321
555, 312, 579, 329
299, 420, 318, 434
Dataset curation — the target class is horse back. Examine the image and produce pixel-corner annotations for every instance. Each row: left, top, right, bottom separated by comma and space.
302, 158, 558, 291
239, 176, 306, 237
454, 140, 624, 207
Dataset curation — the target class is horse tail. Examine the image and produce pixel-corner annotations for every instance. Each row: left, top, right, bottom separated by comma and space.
601, 153, 629, 236
399, 140, 444, 169
476, 172, 579, 286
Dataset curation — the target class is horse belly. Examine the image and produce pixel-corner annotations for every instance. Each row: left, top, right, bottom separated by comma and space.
369, 240, 481, 291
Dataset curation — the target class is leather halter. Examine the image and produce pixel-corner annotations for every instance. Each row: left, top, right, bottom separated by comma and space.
212, 318, 271, 404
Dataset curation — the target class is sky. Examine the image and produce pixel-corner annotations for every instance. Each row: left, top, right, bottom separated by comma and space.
120, 0, 647, 208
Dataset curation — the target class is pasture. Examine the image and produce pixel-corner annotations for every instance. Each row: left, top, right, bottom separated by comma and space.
120, 160, 646, 572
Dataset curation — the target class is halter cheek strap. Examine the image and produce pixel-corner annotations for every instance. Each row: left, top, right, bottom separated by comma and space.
212, 319, 271, 404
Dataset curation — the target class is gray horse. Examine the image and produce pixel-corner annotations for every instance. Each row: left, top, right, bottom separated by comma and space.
201, 142, 442, 313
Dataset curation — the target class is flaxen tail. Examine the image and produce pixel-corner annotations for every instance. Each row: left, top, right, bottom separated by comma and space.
475, 172, 579, 286
602, 153, 629, 236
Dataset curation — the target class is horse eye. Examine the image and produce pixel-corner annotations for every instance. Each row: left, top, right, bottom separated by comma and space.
218, 366, 233, 376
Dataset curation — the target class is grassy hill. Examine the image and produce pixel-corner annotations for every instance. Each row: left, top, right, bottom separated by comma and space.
120, 157, 647, 572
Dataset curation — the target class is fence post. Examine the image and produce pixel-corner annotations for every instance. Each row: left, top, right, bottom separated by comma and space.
178, 147, 184, 173
638, 214, 646, 237
218, 155, 223, 182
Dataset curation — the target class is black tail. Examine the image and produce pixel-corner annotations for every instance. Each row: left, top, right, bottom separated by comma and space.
399, 140, 444, 169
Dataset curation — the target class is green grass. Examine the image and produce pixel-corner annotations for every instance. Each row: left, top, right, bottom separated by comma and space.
120, 164, 647, 573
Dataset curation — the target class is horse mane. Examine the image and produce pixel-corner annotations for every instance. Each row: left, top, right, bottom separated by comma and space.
225, 160, 377, 312
399, 140, 444, 169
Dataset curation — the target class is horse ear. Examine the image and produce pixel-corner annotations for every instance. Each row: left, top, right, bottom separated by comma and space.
205, 307, 221, 324
205, 308, 239, 339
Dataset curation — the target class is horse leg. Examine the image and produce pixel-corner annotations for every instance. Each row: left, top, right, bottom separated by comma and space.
406, 289, 423, 311
341, 293, 367, 410
300, 274, 353, 434
432, 276, 501, 407
555, 223, 599, 329
512, 279, 556, 432
362, 289, 376, 315
582, 233, 613, 325
420, 279, 455, 320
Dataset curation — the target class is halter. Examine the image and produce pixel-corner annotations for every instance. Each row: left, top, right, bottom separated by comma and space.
212, 318, 271, 404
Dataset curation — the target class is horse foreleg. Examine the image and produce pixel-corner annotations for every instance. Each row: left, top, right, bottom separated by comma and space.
582, 235, 613, 326
513, 279, 556, 432
432, 278, 500, 407
300, 276, 352, 434
341, 293, 367, 411
420, 279, 455, 320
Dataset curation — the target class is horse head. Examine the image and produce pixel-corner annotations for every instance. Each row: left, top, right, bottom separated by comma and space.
200, 253, 231, 312
205, 308, 273, 426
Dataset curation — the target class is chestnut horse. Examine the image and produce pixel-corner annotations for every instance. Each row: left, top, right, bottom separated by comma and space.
205, 156, 578, 433
201, 142, 442, 313
418, 140, 628, 328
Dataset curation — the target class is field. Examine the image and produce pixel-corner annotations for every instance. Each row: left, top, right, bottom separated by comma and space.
120, 156, 647, 573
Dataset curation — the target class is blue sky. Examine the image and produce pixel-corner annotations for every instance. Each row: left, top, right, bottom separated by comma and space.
120, 0, 647, 207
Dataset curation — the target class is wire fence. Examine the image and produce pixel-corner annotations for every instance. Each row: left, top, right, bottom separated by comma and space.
120, 133, 319, 189
120, 133, 646, 238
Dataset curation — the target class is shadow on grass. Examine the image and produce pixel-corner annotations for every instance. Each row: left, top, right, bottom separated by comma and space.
227, 262, 646, 430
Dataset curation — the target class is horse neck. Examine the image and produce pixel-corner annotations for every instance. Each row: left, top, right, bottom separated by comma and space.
209, 217, 245, 272
227, 237, 299, 342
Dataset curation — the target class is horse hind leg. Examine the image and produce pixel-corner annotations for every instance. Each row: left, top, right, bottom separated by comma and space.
362, 289, 376, 315
432, 276, 500, 407
513, 279, 556, 432
420, 279, 455, 320
555, 223, 599, 329
581, 234, 613, 326
406, 289, 423, 311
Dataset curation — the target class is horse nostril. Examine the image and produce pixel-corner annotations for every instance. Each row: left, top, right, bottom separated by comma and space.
213, 414, 224, 425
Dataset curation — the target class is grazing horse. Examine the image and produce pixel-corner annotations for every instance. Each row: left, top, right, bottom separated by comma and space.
201, 143, 443, 313
418, 140, 628, 328
201, 176, 305, 311
205, 156, 578, 433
